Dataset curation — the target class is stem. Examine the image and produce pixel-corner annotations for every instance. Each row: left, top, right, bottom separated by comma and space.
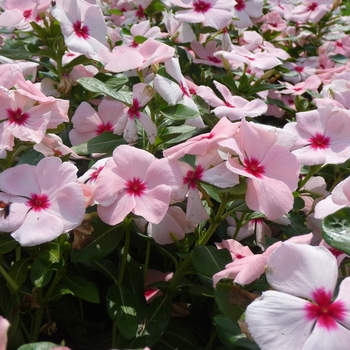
112, 322, 118, 349
31, 289, 44, 342
118, 218, 132, 286
143, 240, 151, 285
0, 264, 19, 292
205, 328, 218, 350
168, 196, 229, 295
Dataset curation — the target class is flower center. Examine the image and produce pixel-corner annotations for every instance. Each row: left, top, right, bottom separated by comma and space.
243, 158, 265, 178
308, 133, 330, 150
135, 5, 145, 19
126, 178, 147, 196
127, 99, 141, 119
96, 122, 114, 135
180, 82, 190, 97
183, 165, 204, 189
207, 56, 221, 64
295, 66, 304, 73
7, 108, 30, 126
89, 166, 104, 183
193, 0, 211, 13
235, 0, 246, 11
73, 20, 89, 39
307, 2, 318, 11
23, 9, 32, 19
305, 288, 347, 330
27, 194, 50, 212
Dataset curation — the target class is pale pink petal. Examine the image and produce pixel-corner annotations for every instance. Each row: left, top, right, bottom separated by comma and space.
246, 291, 314, 350
138, 112, 157, 144
0, 317, 10, 350
266, 243, 338, 300
196, 85, 225, 108
97, 191, 136, 226
133, 186, 172, 224
334, 278, 350, 329
153, 75, 183, 105
186, 187, 209, 224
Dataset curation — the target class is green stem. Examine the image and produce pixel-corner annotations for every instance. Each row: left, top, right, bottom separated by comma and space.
168, 196, 229, 295
118, 218, 132, 286
205, 328, 218, 350
112, 322, 118, 349
31, 289, 44, 342
143, 240, 151, 284
297, 165, 323, 191
0, 264, 19, 292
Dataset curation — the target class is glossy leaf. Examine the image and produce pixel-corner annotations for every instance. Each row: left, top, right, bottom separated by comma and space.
30, 258, 61, 288
322, 207, 350, 255
18, 343, 61, 350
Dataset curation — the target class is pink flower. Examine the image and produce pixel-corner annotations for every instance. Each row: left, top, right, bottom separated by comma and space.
190, 40, 224, 67
0, 157, 85, 246
280, 75, 321, 96
246, 242, 350, 350
163, 117, 239, 160
169, 0, 234, 30
284, 106, 350, 166
212, 234, 312, 286
99, 38, 175, 73
93, 145, 182, 225
0, 316, 10, 350
69, 99, 125, 145
144, 269, 173, 302
51, 0, 108, 59
196, 80, 267, 120
286, 0, 333, 23
232, 0, 263, 28
34, 134, 84, 160
146, 206, 196, 245
0, 0, 40, 28
113, 83, 157, 144
220, 119, 300, 220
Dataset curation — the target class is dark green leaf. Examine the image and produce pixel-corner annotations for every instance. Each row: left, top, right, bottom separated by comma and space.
159, 104, 199, 120
63, 275, 100, 303
214, 314, 244, 348
77, 77, 132, 104
214, 283, 245, 322
30, 258, 60, 288
330, 54, 348, 64
0, 234, 18, 254
70, 219, 124, 263
106, 285, 138, 339
322, 208, 350, 255
282, 212, 311, 238
192, 245, 231, 278
37, 242, 61, 263
17, 148, 45, 166
71, 132, 126, 156
7, 258, 31, 292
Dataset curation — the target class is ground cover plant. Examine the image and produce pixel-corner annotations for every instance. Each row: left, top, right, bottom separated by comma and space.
1, 0, 350, 349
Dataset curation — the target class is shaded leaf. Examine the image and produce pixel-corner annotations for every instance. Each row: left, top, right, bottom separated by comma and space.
63, 275, 100, 303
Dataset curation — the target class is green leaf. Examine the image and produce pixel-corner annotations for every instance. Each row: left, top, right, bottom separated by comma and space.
63, 275, 100, 303
77, 77, 132, 104
18, 342, 61, 350
49, 284, 73, 302
37, 242, 61, 263
71, 132, 126, 156
63, 55, 94, 71
30, 258, 60, 288
0, 47, 32, 60
106, 285, 138, 339
214, 283, 245, 322
192, 245, 231, 278
0, 286, 25, 348
70, 219, 124, 263
322, 208, 350, 255
119, 298, 172, 348
16, 148, 45, 166
155, 319, 199, 349
7, 258, 31, 292
282, 212, 311, 238
0, 234, 18, 254
214, 314, 244, 348
159, 104, 199, 120
330, 54, 348, 64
